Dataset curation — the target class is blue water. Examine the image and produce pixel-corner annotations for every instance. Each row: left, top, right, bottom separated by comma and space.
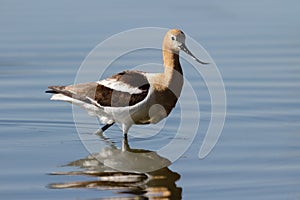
1, 1, 300, 199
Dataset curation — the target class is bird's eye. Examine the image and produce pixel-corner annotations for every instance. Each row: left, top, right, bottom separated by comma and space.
171, 36, 175, 41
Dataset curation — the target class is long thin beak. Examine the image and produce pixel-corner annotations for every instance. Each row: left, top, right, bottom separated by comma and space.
180, 43, 209, 65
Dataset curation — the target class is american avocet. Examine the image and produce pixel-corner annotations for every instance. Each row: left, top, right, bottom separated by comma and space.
46, 29, 208, 136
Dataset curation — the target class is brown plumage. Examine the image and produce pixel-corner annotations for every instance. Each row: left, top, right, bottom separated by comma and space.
47, 71, 150, 107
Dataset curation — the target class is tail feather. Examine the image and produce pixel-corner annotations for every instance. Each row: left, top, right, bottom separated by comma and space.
46, 85, 100, 107
46, 86, 66, 94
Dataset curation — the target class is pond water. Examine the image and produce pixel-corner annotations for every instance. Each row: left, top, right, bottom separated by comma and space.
1, 1, 300, 199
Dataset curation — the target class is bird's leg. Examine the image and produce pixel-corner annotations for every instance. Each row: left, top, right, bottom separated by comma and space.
122, 135, 130, 152
121, 124, 131, 138
95, 122, 115, 135
101, 123, 115, 132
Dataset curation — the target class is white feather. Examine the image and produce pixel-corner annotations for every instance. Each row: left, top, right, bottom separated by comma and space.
97, 79, 143, 94
102, 87, 159, 126
50, 93, 114, 124
50, 94, 73, 101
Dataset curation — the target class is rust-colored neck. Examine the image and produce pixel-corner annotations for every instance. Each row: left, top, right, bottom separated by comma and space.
161, 49, 184, 98
162, 50, 183, 76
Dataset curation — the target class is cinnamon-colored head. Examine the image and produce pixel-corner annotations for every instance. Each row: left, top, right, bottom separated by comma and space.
162, 29, 209, 65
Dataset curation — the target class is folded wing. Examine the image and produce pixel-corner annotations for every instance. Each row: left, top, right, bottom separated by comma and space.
46, 70, 150, 108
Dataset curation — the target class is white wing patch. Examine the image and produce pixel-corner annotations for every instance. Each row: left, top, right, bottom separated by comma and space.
97, 78, 143, 94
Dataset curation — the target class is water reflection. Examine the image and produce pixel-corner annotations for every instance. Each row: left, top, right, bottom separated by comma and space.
49, 135, 182, 199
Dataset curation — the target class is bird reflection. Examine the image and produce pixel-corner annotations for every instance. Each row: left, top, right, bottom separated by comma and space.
49, 134, 182, 199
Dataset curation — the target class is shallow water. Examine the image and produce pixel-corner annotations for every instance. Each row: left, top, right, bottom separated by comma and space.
1, 1, 300, 199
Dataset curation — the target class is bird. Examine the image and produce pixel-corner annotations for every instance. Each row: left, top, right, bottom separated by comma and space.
46, 29, 208, 136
